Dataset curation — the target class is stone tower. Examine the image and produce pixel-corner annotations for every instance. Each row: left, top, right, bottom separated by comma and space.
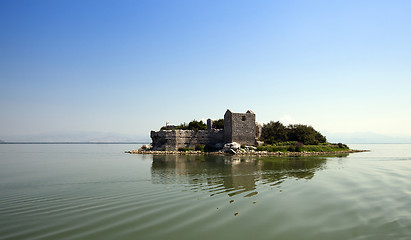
224, 109, 256, 146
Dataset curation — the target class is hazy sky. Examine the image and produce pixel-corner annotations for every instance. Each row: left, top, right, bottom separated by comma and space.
1, 0, 411, 141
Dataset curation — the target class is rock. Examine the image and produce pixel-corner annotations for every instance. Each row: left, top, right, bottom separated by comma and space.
223, 142, 241, 153
256, 141, 264, 146
228, 149, 236, 154
138, 144, 153, 151
214, 143, 224, 150
244, 145, 257, 150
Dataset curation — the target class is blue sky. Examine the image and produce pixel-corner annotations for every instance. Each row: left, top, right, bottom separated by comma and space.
1, 0, 411, 142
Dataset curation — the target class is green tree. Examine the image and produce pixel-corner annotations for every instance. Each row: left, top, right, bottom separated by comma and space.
212, 119, 224, 129
187, 120, 207, 131
261, 121, 288, 144
161, 120, 207, 131
287, 124, 326, 145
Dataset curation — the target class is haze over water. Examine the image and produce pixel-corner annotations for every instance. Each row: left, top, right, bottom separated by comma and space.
0, 144, 411, 240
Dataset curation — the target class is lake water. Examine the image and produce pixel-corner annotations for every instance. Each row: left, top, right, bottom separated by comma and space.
0, 144, 411, 240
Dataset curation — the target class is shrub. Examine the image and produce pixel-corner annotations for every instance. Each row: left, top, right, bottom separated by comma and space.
188, 120, 207, 131
273, 141, 297, 146
287, 142, 304, 152
174, 123, 188, 130
337, 143, 348, 149
295, 142, 303, 152
161, 120, 207, 131
261, 121, 327, 145
287, 124, 326, 145
178, 147, 190, 152
261, 121, 288, 144
256, 145, 288, 152
212, 119, 224, 129
257, 142, 350, 153
195, 144, 205, 151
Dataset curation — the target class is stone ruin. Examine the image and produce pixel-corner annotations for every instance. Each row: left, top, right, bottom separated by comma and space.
150, 109, 261, 151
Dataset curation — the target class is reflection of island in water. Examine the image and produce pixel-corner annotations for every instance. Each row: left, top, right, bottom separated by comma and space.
151, 154, 348, 197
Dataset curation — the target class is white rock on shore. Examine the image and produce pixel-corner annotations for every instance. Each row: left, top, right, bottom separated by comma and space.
223, 142, 241, 153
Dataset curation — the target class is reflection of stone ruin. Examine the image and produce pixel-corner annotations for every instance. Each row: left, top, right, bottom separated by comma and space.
150, 154, 329, 197
151, 155, 263, 195
151, 109, 261, 151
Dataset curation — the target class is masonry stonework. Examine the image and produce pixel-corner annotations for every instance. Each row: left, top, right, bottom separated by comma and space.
151, 129, 224, 151
224, 110, 256, 146
150, 109, 258, 151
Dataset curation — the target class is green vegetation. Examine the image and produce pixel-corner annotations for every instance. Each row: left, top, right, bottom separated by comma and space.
178, 147, 191, 152
288, 142, 304, 152
195, 144, 205, 151
260, 121, 288, 144
161, 119, 224, 131
161, 120, 207, 131
186, 120, 207, 130
160, 118, 348, 154
179, 142, 349, 153
256, 142, 350, 152
261, 121, 327, 145
258, 120, 348, 153
212, 119, 224, 129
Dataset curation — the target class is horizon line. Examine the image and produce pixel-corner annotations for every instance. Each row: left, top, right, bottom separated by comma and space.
1, 142, 411, 145
0, 142, 150, 144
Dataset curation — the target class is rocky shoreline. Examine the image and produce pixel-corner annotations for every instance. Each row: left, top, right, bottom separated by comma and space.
125, 149, 368, 157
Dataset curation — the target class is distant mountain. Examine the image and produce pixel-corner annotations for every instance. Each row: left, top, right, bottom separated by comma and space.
0, 132, 150, 143
324, 131, 411, 144
3, 131, 410, 144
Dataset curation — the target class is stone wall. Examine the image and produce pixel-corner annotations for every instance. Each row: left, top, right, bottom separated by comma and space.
207, 129, 225, 147
150, 129, 224, 151
224, 110, 256, 146
151, 109, 258, 151
150, 130, 170, 150
224, 110, 233, 143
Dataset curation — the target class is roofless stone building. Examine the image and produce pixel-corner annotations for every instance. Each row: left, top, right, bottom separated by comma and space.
150, 110, 260, 151
224, 110, 256, 146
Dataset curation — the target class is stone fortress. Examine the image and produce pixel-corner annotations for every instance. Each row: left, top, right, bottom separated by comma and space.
150, 110, 261, 151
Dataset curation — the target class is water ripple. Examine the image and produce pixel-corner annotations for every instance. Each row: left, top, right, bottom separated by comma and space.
2, 144, 411, 240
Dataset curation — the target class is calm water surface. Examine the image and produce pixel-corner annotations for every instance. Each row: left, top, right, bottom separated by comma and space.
0, 144, 411, 240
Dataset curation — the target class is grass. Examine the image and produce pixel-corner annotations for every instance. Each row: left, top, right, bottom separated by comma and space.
178, 142, 350, 153
178, 147, 191, 152
256, 142, 350, 153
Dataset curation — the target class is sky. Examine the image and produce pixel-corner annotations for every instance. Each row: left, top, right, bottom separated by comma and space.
1, 0, 411, 142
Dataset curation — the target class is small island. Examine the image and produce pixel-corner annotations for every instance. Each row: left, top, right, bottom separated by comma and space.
127, 110, 366, 156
